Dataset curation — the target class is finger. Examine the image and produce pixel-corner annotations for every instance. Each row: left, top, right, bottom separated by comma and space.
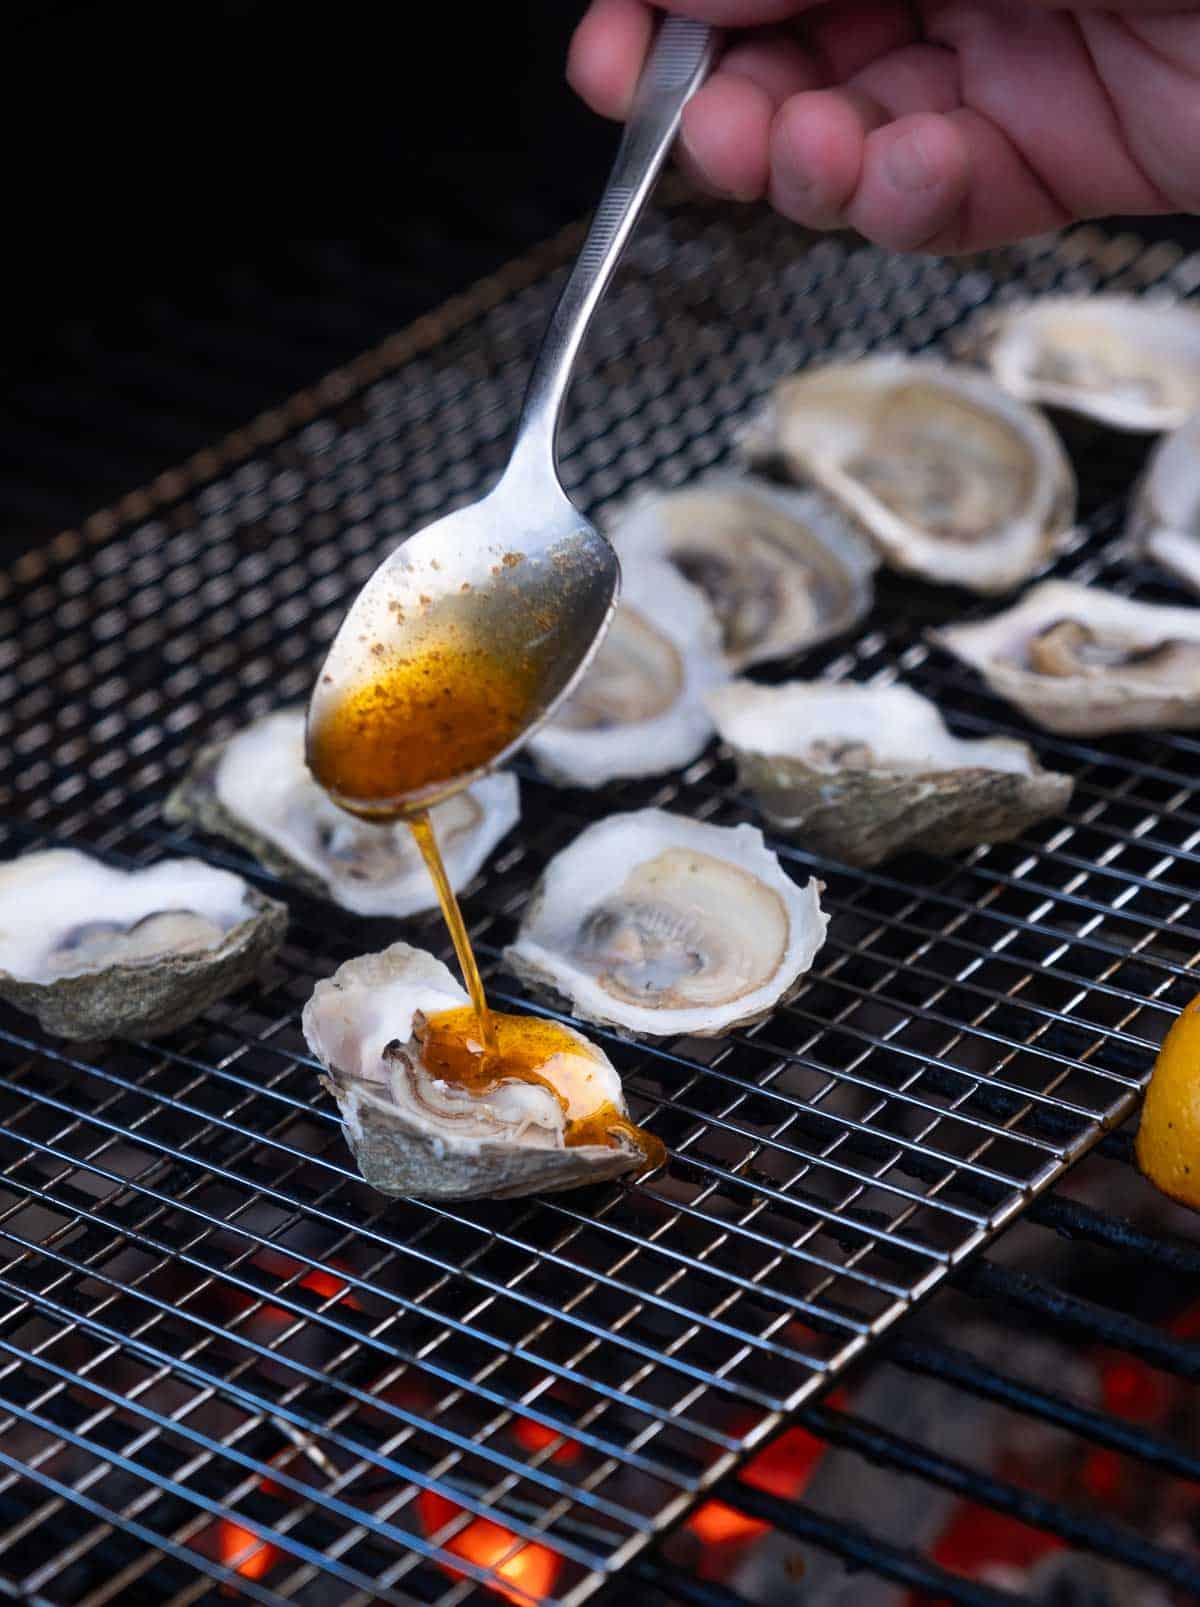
850, 43, 960, 118
718, 30, 826, 104
676, 32, 825, 201
941, 108, 1074, 253
767, 88, 889, 229
800, 0, 919, 81
653, 0, 827, 21
568, 0, 654, 120
844, 113, 972, 251
679, 76, 777, 200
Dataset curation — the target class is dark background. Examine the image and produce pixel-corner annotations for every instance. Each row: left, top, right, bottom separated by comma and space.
4, 0, 1198, 569
2, 1, 613, 563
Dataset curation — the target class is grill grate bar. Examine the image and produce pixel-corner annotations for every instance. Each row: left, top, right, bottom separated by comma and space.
0, 1166, 738, 1476
0, 1062, 853, 1401
890, 1336, 1200, 1484
715, 1406, 1200, 1595
0, 1255, 633, 1572
664, 1484, 1026, 1607
956, 1259, 1200, 1381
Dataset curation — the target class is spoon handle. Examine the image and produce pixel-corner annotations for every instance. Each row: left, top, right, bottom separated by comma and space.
508, 16, 718, 479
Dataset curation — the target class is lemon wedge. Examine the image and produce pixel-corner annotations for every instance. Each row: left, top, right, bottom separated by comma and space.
1137, 993, 1200, 1209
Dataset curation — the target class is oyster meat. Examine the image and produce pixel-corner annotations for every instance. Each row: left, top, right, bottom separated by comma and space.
744, 357, 1075, 593
932, 580, 1200, 734
0, 849, 286, 1039
504, 809, 828, 1038
609, 473, 875, 669
1131, 411, 1200, 592
707, 679, 1073, 867
167, 708, 519, 915
980, 296, 1200, 432
528, 558, 727, 787
303, 943, 656, 1198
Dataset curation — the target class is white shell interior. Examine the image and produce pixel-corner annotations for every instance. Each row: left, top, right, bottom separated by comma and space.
707, 680, 1034, 775
213, 709, 519, 914
0, 850, 254, 982
528, 558, 726, 786
609, 473, 876, 668
302, 944, 626, 1149
1137, 411, 1200, 590
756, 357, 1072, 592
508, 810, 827, 1037
986, 296, 1200, 431
936, 580, 1200, 674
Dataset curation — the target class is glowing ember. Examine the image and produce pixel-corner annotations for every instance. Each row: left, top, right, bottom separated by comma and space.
686, 1412, 835, 1556
512, 1417, 581, 1464
217, 1519, 279, 1586
418, 1489, 561, 1606
687, 1499, 769, 1547
915, 1505, 1065, 1601
250, 1255, 362, 1327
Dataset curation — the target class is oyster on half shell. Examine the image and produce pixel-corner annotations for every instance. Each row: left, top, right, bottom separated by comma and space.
303, 944, 651, 1199
0, 849, 286, 1039
744, 357, 1075, 594
167, 709, 519, 915
1131, 411, 1200, 592
979, 296, 1200, 433
931, 580, 1200, 735
609, 474, 875, 669
528, 558, 727, 787
707, 679, 1073, 867
504, 810, 828, 1039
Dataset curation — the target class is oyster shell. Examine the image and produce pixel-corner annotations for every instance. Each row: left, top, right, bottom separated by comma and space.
302, 943, 650, 1198
744, 357, 1075, 593
980, 296, 1200, 432
166, 708, 519, 915
1131, 411, 1200, 592
0, 849, 286, 1039
707, 679, 1073, 867
931, 580, 1200, 735
528, 558, 727, 787
608, 473, 875, 669
504, 810, 828, 1038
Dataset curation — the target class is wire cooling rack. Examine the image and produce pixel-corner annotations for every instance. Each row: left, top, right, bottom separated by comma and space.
1, 196, 1198, 1605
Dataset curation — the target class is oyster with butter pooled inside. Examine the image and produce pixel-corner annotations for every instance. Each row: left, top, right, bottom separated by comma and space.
303, 943, 657, 1199
504, 810, 827, 1039
528, 558, 727, 787
0, 849, 286, 1039
609, 473, 875, 669
167, 708, 519, 915
707, 679, 1073, 867
1131, 411, 1200, 593
979, 296, 1200, 433
931, 580, 1200, 735
744, 357, 1075, 594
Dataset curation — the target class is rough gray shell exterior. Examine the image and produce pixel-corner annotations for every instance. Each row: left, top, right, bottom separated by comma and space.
165, 737, 326, 894
734, 750, 1074, 868
0, 888, 287, 1040
320, 1069, 643, 1200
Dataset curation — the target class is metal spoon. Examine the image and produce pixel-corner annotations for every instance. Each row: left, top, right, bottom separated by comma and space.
307, 16, 717, 815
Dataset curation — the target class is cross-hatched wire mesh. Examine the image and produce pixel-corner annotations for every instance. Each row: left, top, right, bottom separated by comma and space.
1, 196, 1198, 1606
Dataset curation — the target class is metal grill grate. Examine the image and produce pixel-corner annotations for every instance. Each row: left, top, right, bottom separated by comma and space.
1, 196, 1198, 1605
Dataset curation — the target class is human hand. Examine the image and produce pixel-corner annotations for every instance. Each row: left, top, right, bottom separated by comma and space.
568, 0, 1200, 253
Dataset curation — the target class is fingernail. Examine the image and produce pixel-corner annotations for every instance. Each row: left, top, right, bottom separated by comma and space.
885, 130, 936, 193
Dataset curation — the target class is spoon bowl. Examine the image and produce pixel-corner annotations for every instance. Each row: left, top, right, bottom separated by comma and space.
306, 473, 620, 815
